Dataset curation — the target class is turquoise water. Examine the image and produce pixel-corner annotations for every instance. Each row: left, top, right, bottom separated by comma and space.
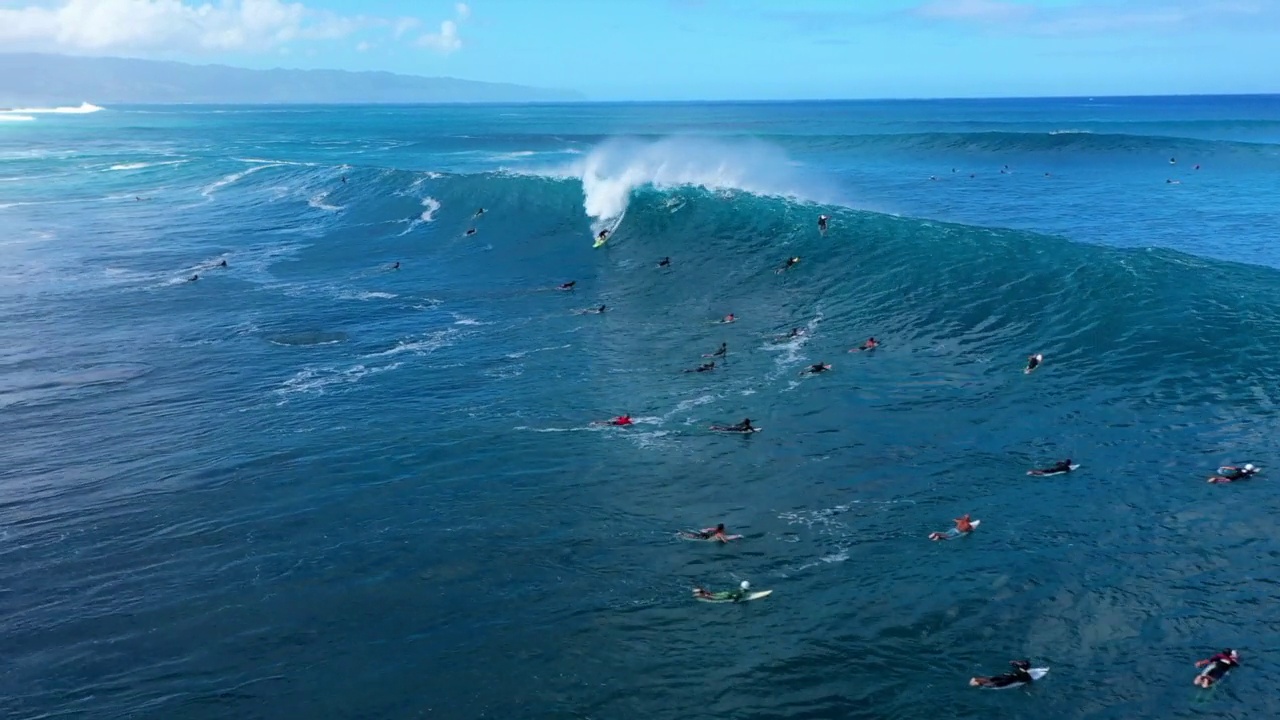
3, 97, 1280, 719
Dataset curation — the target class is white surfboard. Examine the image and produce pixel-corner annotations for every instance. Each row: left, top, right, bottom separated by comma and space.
933, 519, 980, 540
694, 590, 772, 603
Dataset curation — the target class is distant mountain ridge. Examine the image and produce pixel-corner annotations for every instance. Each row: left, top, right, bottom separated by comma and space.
0, 53, 582, 105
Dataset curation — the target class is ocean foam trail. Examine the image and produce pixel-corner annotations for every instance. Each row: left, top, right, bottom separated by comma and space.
542, 137, 839, 230
0, 114, 36, 122
6, 102, 103, 114
201, 164, 280, 198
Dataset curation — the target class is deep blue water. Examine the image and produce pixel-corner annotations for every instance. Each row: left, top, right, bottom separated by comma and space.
3, 96, 1280, 719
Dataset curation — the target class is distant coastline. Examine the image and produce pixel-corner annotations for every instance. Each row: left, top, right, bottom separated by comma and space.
0, 53, 582, 106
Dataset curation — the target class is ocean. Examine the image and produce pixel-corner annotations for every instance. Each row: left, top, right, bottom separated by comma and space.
2, 96, 1280, 719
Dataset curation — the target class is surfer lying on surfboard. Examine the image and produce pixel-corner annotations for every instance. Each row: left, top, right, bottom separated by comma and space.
1028, 459, 1075, 476
1209, 464, 1258, 483
710, 418, 755, 433
681, 523, 739, 542
574, 305, 607, 315
557, 281, 576, 291
850, 337, 878, 352
703, 343, 727, 359
1025, 353, 1043, 373
1194, 649, 1239, 687
800, 362, 831, 376
693, 580, 754, 602
776, 257, 801, 274
684, 361, 715, 373
592, 414, 632, 427
970, 660, 1038, 688
929, 514, 977, 541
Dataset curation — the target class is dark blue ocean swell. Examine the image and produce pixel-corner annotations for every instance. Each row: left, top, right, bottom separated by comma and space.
4, 101, 1280, 720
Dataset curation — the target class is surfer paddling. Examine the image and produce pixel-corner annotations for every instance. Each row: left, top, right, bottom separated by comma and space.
1028, 459, 1074, 476
929, 513, 977, 541
693, 580, 751, 602
594, 414, 632, 427
1209, 464, 1258, 483
704, 342, 728, 359
684, 523, 736, 542
684, 361, 715, 373
711, 418, 754, 433
557, 281, 576, 291
658, 257, 671, 268
776, 257, 801, 274
1194, 649, 1239, 688
575, 305, 607, 315
850, 337, 878, 352
800, 362, 831, 376
970, 660, 1036, 688
1025, 353, 1043, 373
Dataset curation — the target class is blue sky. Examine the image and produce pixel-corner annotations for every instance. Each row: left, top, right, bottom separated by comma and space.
2, 0, 1277, 99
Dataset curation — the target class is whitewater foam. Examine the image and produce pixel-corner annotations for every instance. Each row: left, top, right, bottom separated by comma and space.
0, 114, 35, 122
202, 164, 279, 198
537, 137, 839, 230
5, 102, 103, 115
308, 192, 343, 212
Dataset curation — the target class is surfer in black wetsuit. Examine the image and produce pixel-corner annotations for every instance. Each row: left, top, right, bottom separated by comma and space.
558, 281, 576, 291
218, 260, 228, 268
1025, 353, 1042, 373
693, 523, 729, 541
1194, 649, 1239, 688
187, 274, 199, 282
341, 175, 347, 184
971, 660, 1035, 688
1209, 464, 1258, 484
391, 261, 400, 270
714, 418, 753, 433
801, 362, 831, 376
1029, 459, 1073, 476
465, 228, 477, 236
658, 256, 671, 268
706, 342, 727, 359
596, 229, 609, 244
474, 207, 485, 217
778, 257, 800, 272
851, 337, 878, 352
818, 215, 829, 233
684, 361, 716, 373
575, 305, 607, 315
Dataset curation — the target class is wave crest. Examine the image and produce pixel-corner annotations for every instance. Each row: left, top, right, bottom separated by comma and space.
544, 137, 838, 229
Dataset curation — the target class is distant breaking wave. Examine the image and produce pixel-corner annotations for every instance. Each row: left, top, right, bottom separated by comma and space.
528, 136, 841, 232
4, 102, 104, 115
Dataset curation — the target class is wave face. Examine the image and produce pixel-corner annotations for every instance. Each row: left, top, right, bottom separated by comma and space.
3, 98, 1280, 720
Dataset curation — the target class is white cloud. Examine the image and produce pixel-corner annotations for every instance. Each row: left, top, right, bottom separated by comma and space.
0, 0, 403, 54
912, 0, 1269, 33
914, 0, 1030, 23
418, 19, 461, 54
355, 40, 371, 52
393, 17, 421, 39
416, 3, 471, 55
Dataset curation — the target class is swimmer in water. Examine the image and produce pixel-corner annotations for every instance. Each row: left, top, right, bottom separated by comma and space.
1025, 353, 1043, 373
970, 660, 1035, 688
684, 361, 716, 373
817, 215, 829, 233
1209, 463, 1258, 484
851, 337, 878, 352
658, 257, 671, 268
929, 513, 976, 541
800, 362, 831, 376
465, 228, 477, 236
1194, 649, 1239, 688
1028, 459, 1074, 476
557, 281, 576, 291
704, 342, 727, 359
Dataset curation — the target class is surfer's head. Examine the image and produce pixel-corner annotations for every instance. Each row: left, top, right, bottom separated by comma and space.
716, 523, 725, 532
1223, 649, 1238, 660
